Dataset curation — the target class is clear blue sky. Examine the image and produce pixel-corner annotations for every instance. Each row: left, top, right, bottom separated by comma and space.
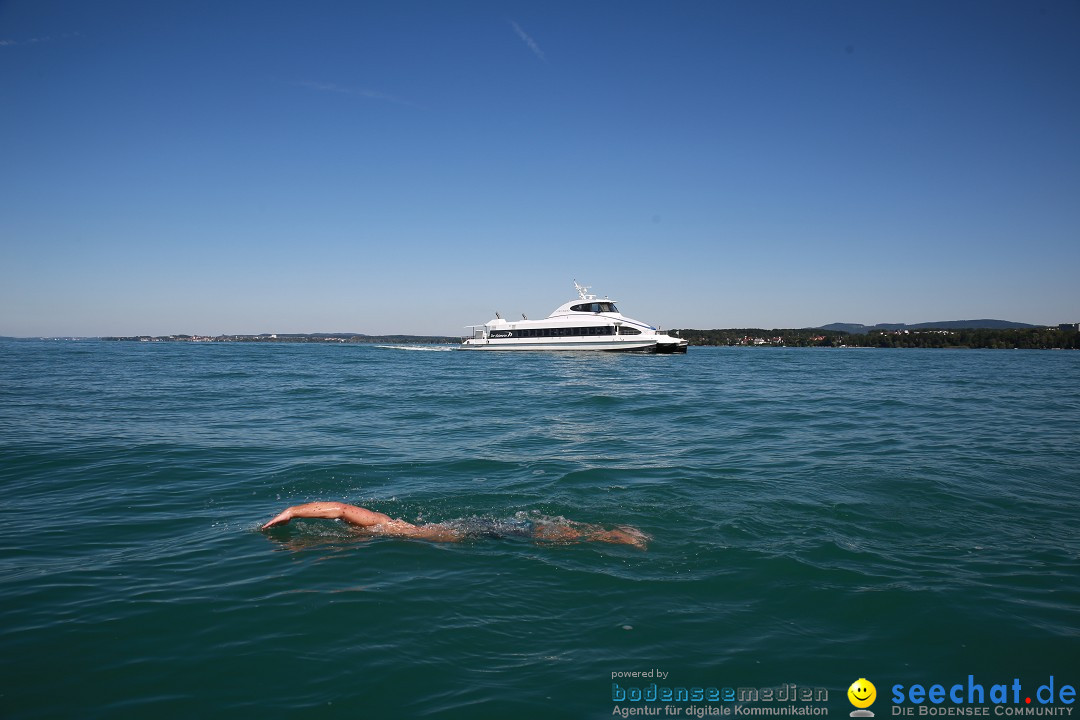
2, 1, 1078, 336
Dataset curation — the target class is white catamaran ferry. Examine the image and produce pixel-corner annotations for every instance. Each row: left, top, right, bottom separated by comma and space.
460, 282, 689, 353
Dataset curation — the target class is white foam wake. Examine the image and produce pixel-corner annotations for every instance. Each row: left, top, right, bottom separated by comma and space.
375, 345, 455, 352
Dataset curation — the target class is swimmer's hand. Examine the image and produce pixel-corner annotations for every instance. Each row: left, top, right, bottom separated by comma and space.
261, 509, 294, 530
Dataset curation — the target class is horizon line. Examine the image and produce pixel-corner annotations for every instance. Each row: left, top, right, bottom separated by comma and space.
5, 320, 1075, 341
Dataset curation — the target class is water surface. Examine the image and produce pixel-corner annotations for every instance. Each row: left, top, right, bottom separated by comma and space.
1, 342, 1077, 718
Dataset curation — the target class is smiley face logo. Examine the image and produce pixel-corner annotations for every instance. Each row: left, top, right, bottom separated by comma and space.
848, 678, 877, 715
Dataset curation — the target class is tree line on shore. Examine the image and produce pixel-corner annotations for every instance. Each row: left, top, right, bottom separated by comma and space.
674, 327, 1080, 349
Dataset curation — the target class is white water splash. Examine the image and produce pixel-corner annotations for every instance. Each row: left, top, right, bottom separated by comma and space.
375, 345, 454, 352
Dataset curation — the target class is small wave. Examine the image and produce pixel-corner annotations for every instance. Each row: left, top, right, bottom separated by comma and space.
375, 345, 455, 352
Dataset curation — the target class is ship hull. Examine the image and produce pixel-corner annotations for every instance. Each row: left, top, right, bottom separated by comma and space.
459, 338, 688, 352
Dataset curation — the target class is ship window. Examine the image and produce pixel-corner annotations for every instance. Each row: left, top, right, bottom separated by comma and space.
570, 302, 619, 313
509, 325, 623, 338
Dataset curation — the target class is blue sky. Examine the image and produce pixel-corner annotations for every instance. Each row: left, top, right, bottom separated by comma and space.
2, 1, 1078, 336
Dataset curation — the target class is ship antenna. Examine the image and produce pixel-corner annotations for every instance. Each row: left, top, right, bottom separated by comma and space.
574, 280, 593, 300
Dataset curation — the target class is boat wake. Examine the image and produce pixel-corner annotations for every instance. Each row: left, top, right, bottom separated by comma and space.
375, 345, 454, 352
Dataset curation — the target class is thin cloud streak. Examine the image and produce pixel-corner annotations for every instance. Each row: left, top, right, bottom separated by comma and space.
0, 32, 80, 48
295, 81, 425, 110
509, 20, 546, 62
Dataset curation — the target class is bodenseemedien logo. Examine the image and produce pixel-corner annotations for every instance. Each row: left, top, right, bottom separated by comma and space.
849, 678, 877, 717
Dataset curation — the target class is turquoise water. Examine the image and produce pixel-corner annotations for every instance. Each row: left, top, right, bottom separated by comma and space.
1, 341, 1078, 719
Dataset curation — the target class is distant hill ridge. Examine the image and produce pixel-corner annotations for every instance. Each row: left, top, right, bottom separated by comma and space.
817, 320, 1038, 334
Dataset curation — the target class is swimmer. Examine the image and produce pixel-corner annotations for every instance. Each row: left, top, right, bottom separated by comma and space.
261, 501, 649, 549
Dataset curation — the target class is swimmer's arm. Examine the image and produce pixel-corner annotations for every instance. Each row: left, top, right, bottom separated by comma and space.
260, 502, 462, 542
261, 502, 397, 530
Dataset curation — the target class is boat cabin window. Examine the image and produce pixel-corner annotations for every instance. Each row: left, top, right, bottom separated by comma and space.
571, 302, 618, 313
513, 325, 617, 338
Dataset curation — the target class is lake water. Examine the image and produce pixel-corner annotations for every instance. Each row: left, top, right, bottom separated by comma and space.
1, 341, 1077, 719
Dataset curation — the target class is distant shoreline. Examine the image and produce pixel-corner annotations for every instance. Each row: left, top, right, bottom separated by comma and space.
97, 333, 461, 344
5, 324, 1078, 350
674, 327, 1079, 350
0, 327, 1066, 350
